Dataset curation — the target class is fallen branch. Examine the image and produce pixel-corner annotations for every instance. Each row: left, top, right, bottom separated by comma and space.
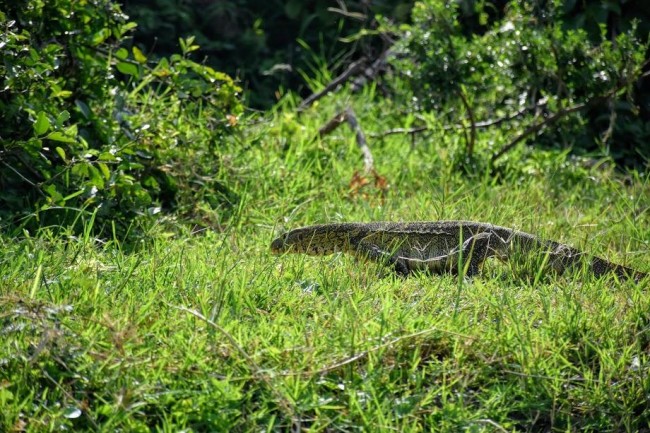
318, 111, 347, 136
370, 125, 429, 138
298, 58, 367, 112
319, 107, 374, 173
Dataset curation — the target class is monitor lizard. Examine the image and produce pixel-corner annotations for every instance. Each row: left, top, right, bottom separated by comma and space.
270, 221, 648, 281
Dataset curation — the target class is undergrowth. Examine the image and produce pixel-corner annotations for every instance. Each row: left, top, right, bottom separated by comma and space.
1, 86, 649, 432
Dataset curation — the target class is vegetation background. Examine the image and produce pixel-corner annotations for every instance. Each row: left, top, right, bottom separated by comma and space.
1, 0, 649, 431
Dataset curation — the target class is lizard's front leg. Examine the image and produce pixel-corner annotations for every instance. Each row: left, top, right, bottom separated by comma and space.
460, 232, 492, 277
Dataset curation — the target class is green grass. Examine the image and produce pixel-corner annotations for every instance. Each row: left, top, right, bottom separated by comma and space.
1, 90, 649, 432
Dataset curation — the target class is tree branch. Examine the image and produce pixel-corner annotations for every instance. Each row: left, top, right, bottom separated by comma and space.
370, 103, 536, 138
298, 58, 367, 112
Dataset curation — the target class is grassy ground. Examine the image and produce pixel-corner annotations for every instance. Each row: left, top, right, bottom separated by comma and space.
1, 91, 649, 432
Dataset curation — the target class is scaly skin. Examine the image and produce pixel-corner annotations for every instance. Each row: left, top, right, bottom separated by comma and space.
270, 221, 647, 281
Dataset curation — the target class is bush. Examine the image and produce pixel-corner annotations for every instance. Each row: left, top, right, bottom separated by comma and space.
392, 0, 649, 168
0, 0, 243, 235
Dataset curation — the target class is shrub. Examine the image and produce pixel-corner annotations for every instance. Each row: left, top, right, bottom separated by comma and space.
0, 0, 243, 235
392, 0, 649, 168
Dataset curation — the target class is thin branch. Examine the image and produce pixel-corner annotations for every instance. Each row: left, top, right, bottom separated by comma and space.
42, 370, 100, 431
327, 7, 367, 21
472, 419, 509, 433
369, 103, 536, 138
318, 111, 347, 136
0, 159, 47, 198
504, 369, 602, 383
600, 98, 617, 146
298, 58, 367, 112
472, 103, 535, 128
370, 125, 428, 138
171, 304, 299, 421
351, 49, 390, 93
1, 159, 38, 188
170, 305, 262, 371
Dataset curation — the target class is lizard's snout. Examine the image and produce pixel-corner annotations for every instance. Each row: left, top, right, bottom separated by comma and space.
270, 236, 288, 254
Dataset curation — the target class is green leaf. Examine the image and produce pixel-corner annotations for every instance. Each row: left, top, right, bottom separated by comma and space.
56, 110, 70, 126
115, 47, 129, 60
44, 184, 64, 204
55, 146, 66, 161
91, 28, 111, 46
116, 61, 140, 77
98, 162, 111, 180
75, 100, 91, 119
65, 124, 78, 137
117, 22, 138, 38
153, 58, 171, 78
87, 165, 105, 189
34, 111, 50, 136
62, 189, 84, 202
98, 151, 117, 161
0, 388, 14, 403
133, 46, 147, 64
46, 131, 76, 143
53, 90, 72, 99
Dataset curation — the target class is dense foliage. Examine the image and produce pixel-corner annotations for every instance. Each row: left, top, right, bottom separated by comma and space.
0, 0, 243, 235
1, 0, 648, 233
392, 0, 650, 168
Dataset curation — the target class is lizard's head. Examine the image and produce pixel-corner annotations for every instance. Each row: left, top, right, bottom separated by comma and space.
270, 228, 314, 255
270, 232, 294, 254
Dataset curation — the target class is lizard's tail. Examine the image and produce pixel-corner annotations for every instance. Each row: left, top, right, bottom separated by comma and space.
591, 256, 648, 282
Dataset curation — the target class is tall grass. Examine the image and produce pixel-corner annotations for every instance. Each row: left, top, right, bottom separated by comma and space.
1, 89, 648, 432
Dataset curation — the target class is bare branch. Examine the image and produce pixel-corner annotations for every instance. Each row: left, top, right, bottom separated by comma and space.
370, 103, 536, 138
490, 101, 587, 164
351, 50, 390, 93
299, 326, 474, 377
344, 107, 374, 173
298, 58, 367, 112
318, 111, 347, 136
370, 125, 428, 138
170, 304, 298, 420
